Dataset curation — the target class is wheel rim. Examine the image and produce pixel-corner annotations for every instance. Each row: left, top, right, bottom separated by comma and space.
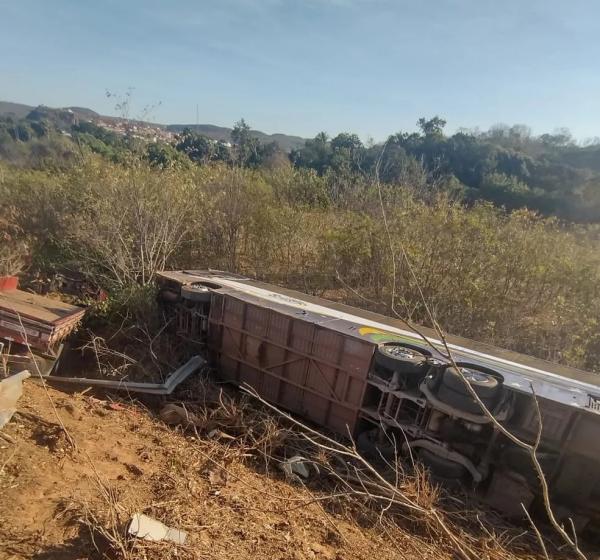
382, 346, 422, 359
459, 367, 493, 384
427, 358, 447, 367
189, 284, 210, 293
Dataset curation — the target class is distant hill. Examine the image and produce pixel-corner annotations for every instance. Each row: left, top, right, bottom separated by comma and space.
0, 101, 35, 120
0, 100, 306, 152
0, 102, 101, 122
166, 123, 306, 152
65, 106, 100, 119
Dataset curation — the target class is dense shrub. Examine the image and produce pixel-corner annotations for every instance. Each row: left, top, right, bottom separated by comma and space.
1, 156, 600, 371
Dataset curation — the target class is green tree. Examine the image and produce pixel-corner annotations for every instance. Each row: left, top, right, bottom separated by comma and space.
175, 128, 219, 163
290, 132, 332, 175
146, 142, 189, 169
231, 118, 260, 167
417, 116, 447, 137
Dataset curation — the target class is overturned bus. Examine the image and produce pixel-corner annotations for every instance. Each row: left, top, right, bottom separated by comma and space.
157, 270, 600, 535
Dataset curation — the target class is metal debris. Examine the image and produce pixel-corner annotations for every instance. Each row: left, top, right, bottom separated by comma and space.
42, 355, 205, 395
0, 370, 30, 429
159, 403, 202, 425
278, 455, 318, 480
0, 280, 85, 355
127, 513, 187, 544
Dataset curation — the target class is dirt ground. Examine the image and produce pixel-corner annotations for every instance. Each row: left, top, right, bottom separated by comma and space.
0, 379, 450, 560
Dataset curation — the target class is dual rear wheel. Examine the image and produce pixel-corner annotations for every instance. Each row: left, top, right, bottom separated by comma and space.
432, 365, 501, 415
370, 342, 503, 479
374, 342, 431, 375
375, 342, 502, 414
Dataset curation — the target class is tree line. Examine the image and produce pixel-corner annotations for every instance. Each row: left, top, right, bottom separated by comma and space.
2, 107, 600, 222
148, 115, 600, 222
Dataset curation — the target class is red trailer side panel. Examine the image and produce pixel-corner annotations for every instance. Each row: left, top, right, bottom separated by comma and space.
0, 289, 85, 353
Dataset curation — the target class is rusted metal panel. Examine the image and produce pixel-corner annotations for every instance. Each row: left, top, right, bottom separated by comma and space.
328, 402, 357, 434
260, 373, 281, 404
225, 296, 245, 330
207, 289, 375, 436
238, 363, 262, 390
0, 288, 85, 353
0, 289, 84, 325
219, 354, 239, 383
280, 383, 304, 415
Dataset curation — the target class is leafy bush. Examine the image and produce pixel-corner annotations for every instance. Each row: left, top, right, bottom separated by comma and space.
2, 156, 600, 371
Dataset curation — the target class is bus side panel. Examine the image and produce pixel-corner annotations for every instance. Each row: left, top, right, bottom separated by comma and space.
208, 292, 375, 436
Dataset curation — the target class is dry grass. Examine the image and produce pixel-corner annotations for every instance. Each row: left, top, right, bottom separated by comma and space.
4, 158, 600, 370
0, 370, 582, 560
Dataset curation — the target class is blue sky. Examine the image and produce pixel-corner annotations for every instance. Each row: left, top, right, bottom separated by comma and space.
1, 0, 599, 140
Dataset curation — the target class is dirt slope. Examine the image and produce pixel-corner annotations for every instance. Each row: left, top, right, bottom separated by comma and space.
0, 381, 430, 560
